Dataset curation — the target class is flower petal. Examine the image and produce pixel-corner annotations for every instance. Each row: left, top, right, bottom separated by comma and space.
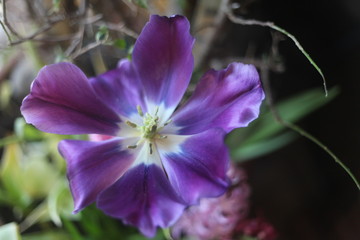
58, 138, 135, 212
160, 128, 230, 205
132, 15, 194, 110
172, 63, 265, 134
97, 164, 186, 237
89, 59, 147, 118
21, 62, 120, 135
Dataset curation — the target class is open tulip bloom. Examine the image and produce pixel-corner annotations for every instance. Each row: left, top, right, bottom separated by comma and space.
21, 15, 264, 237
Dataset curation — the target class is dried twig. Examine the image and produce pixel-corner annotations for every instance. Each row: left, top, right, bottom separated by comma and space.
2, 0, 21, 38
1, 0, 87, 47
193, 0, 228, 68
68, 40, 106, 60
94, 21, 139, 39
8, 15, 67, 46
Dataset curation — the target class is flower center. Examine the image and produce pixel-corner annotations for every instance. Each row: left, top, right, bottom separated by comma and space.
140, 109, 160, 139
126, 105, 170, 155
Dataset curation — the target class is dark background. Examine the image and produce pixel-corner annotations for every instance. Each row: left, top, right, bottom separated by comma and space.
215, 0, 360, 239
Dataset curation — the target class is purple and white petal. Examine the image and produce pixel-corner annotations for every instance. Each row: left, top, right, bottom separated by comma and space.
21, 62, 120, 135
97, 164, 186, 237
172, 63, 265, 134
90, 59, 147, 118
160, 128, 230, 205
132, 15, 194, 111
58, 138, 135, 212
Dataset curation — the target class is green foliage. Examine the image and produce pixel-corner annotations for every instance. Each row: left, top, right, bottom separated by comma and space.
96, 26, 109, 42
51, 0, 62, 13
47, 181, 77, 226
131, 0, 148, 9
22, 231, 69, 240
0, 223, 21, 240
228, 87, 339, 161
0, 143, 31, 208
14, 118, 43, 141
113, 39, 127, 50
0, 81, 11, 109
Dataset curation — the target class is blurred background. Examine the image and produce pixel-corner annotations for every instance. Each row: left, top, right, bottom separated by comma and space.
0, 0, 359, 239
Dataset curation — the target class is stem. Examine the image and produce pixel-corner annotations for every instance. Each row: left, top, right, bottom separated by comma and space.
0, 135, 21, 147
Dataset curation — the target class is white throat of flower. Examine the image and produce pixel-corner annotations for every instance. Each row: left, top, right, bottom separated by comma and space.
119, 103, 187, 167
125, 105, 172, 155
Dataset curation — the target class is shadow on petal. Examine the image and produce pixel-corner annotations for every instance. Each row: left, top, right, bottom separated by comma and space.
173, 63, 265, 134
161, 128, 230, 205
59, 138, 135, 212
97, 164, 186, 237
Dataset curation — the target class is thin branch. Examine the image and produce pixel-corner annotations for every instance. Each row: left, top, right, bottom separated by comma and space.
260, 55, 360, 190
28, 33, 80, 42
2, 0, 21, 38
193, 0, 229, 68
224, 0, 359, 188
0, 20, 12, 42
74, 0, 88, 53
94, 21, 139, 39
224, 0, 328, 96
8, 15, 67, 46
2, 0, 85, 47
68, 40, 105, 60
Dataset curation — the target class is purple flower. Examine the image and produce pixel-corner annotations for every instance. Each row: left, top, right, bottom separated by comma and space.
171, 165, 251, 240
20, 15, 264, 237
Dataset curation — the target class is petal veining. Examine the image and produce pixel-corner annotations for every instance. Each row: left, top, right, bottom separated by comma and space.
132, 15, 194, 111
90, 59, 147, 118
97, 164, 186, 237
160, 128, 230, 205
172, 63, 265, 134
21, 62, 120, 135
58, 138, 136, 212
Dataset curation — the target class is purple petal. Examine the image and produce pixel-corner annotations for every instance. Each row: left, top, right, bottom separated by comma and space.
172, 63, 265, 134
21, 62, 120, 135
90, 59, 147, 118
58, 138, 135, 212
161, 128, 230, 205
97, 164, 186, 237
132, 15, 194, 110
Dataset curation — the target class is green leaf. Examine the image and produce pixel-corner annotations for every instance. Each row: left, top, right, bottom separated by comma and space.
14, 118, 43, 141
95, 26, 109, 42
228, 87, 339, 161
47, 180, 77, 227
113, 39, 127, 49
0, 143, 31, 208
61, 217, 83, 240
247, 87, 339, 144
0, 223, 21, 240
131, 0, 148, 8
228, 87, 339, 149
232, 131, 297, 161
51, 0, 62, 13
22, 231, 70, 240
22, 148, 59, 198
127, 45, 135, 60
20, 202, 49, 232
0, 81, 11, 109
